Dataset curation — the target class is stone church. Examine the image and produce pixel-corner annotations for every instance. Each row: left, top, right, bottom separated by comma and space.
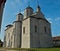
4, 5, 53, 48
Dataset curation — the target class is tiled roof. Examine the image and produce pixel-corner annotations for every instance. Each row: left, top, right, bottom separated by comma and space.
53, 36, 60, 41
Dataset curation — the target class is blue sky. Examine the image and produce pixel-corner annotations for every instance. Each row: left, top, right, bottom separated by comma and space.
0, 0, 60, 41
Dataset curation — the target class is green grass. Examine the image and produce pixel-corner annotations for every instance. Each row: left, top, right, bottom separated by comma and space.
35, 48, 60, 51
0, 48, 60, 51
2, 48, 60, 51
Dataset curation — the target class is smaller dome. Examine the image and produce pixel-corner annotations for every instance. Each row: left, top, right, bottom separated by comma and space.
17, 13, 22, 15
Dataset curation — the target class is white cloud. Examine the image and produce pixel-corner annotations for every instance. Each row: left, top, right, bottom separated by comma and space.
55, 17, 60, 21
46, 18, 52, 23
47, 18, 52, 20
54, 17, 60, 25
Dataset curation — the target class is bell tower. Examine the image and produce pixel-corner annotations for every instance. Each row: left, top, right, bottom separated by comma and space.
14, 12, 23, 48
16, 13, 23, 21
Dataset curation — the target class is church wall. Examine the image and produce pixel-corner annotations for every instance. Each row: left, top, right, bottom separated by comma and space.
5, 25, 15, 48
11, 24, 15, 48
14, 21, 22, 48
30, 17, 40, 48
21, 18, 30, 48
38, 20, 53, 47
30, 17, 53, 48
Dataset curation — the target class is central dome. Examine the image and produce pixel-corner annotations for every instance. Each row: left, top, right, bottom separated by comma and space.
24, 6, 33, 19
26, 6, 33, 10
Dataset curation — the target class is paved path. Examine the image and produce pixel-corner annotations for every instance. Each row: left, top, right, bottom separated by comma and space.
0, 48, 25, 51
0, 48, 34, 51
0, 48, 4, 51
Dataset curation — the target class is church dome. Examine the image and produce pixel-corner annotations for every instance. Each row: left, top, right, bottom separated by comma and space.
26, 6, 33, 10
24, 6, 33, 19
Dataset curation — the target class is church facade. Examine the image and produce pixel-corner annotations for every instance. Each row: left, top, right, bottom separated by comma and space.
4, 5, 53, 48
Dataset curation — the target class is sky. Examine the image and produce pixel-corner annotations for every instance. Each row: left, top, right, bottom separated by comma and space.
0, 0, 60, 41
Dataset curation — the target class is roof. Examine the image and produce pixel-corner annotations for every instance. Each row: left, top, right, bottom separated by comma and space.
26, 6, 33, 10
5, 24, 13, 31
6, 24, 13, 27
53, 36, 60, 41
17, 13, 23, 15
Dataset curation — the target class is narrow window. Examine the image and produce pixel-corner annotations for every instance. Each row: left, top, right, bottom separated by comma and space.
35, 25, 37, 32
49, 28, 51, 34
23, 27, 25, 34
44, 27, 46, 33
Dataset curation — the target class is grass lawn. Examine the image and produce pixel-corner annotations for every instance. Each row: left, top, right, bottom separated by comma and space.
35, 48, 60, 51
1, 48, 59, 51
